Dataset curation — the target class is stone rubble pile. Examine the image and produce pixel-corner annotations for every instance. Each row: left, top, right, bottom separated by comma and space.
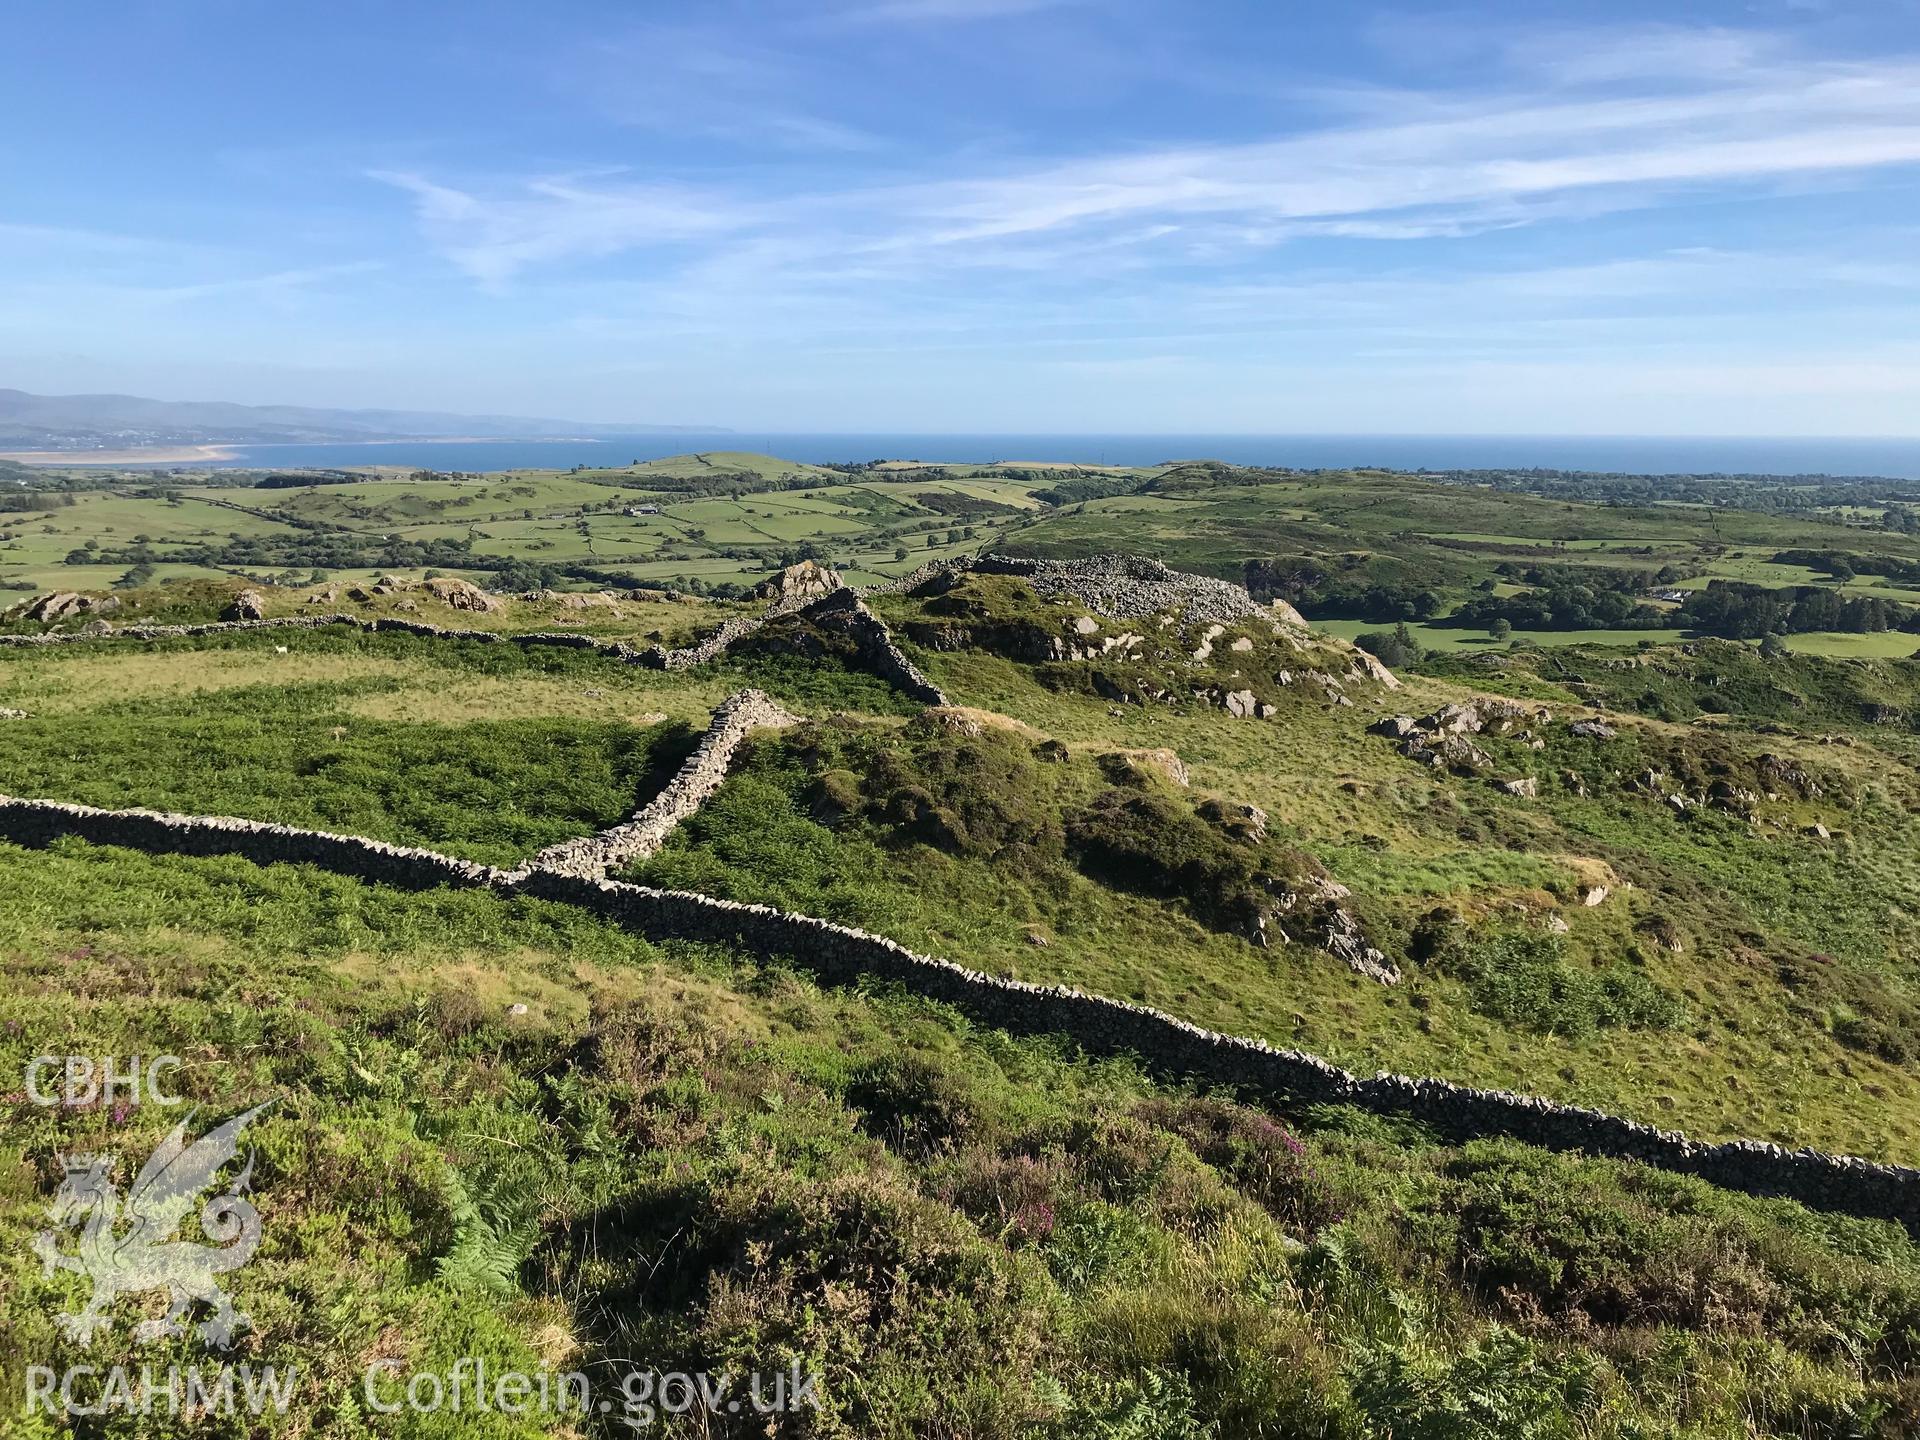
970, 553, 1290, 627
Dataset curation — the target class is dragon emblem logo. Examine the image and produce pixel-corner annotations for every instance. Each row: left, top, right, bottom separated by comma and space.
33, 1101, 271, 1349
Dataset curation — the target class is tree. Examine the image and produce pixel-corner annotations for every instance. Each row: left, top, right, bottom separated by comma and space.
1355, 622, 1424, 670
1489, 618, 1513, 640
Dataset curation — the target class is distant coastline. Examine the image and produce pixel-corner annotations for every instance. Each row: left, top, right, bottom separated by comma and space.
0, 434, 615, 466
0, 443, 241, 465
6, 432, 1920, 479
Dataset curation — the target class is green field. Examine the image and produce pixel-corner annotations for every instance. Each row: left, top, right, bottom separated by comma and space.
1, 455, 1100, 596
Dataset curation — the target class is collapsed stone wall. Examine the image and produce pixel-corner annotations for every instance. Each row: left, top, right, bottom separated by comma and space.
797, 589, 949, 705
528, 689, 801, 880
0, 612, 660, 660
0, 592, 947, 700
1, 789, 1915, 1231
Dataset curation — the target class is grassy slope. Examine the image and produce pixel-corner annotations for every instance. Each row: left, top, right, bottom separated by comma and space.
6, 588, 1919, 1159
6, 465, 1920, 1432
5, 841, 1920, 1439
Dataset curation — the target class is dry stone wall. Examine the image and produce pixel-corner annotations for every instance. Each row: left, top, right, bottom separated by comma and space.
0, 794, 500, 891
798, 589, 949, 705
528, 689, 801, 880
0, 612, 657, 660
1, 789, 1916, 1232
0, 593, 947, 701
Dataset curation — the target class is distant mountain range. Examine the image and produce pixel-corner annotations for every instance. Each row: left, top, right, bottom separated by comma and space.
0, 388, 721, 450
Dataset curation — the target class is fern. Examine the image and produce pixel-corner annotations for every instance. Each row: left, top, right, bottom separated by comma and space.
434, 1163, 542, 1295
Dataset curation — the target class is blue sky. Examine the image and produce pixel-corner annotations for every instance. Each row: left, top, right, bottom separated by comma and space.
4, 0, 1919, 433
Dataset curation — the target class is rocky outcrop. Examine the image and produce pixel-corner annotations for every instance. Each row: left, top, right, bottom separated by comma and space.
1415, 699, 1544, 735
528, 690, 801, 880
754, 559, 842, 605
5, 592, 119, 624
1259, 874, 1400, 985
223, 589, 267, 622
4, 788, 1916, 1231
1378, 699, 1559, 774
1402, 732, 1492, 774
425, 576, 503, 612
1348, 647, 1400, 689
1269, 597, 1310, 629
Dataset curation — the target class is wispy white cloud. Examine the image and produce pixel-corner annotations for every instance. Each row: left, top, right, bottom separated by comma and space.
140, 261, 386, 304
378, 26, 1920, 291
369, 171, 751, 288
0, 221, 170, 255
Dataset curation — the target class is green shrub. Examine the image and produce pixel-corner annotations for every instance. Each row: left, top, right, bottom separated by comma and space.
1136, 1095, 1345, 1235
1410, 916, 1682, 1037
1351, 1328, 1600, 1440
1066, 788, 1328, 944
862, 731, 1065, 865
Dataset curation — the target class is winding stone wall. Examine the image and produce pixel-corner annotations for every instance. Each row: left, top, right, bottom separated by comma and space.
528, 689, 801, 879
0, 612, 658, 660
1, 790, 1915, 1231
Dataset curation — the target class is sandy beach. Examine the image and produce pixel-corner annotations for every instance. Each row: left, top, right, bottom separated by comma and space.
0, 443, 240, 466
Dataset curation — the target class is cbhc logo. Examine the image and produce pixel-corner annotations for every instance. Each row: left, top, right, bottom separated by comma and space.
23, 1056, 185, 1108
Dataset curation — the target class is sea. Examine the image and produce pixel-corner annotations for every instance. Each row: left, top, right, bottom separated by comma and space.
162, 433, 1920, 480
